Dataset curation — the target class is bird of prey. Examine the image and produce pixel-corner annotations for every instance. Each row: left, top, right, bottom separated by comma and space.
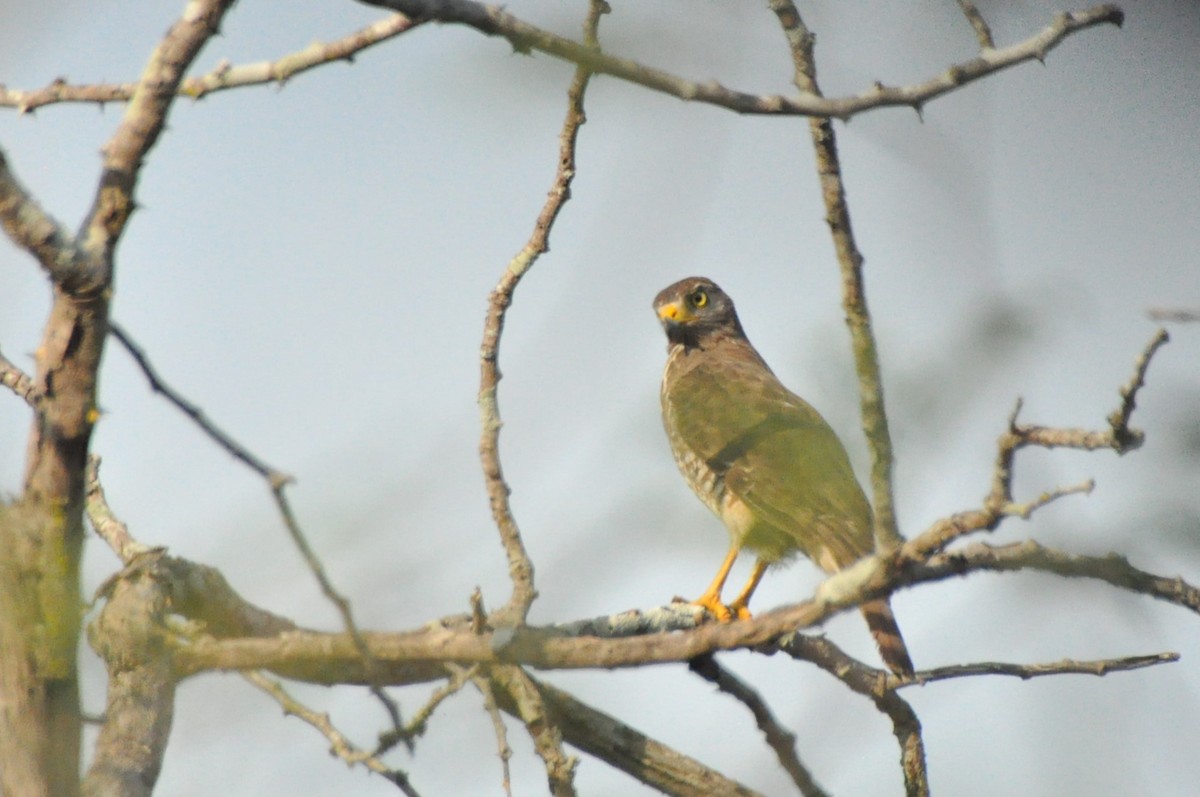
654, 276, 913, 676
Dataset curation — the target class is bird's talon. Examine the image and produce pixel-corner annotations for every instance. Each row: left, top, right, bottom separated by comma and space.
690, 595, 734, 622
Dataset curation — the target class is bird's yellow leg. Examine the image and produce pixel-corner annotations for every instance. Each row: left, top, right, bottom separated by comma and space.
691, 545, 740, 622
725, 559, 769, 621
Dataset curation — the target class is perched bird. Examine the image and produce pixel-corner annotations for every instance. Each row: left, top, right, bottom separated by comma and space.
654, 276, 913, 676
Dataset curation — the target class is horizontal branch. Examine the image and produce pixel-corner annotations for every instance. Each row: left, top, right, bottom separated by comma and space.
171, 535, 1200, 682
358, 0, 1122, 119
917, 540, 1200, 615
910, 651, 1178, 685
0, 14, 420, 112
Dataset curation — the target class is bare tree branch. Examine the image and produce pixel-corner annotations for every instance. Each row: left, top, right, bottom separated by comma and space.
775, 635, 926, 796
1108, 327, 1169, 449
912, 328, 1169, 559
910, 652, 1179, 685
107, 317, 405, 736
357, 0, 1122, 120
0, 149, 83, 283
268, 482, 409, 739
1147, 308, 1200, 323
767, 0, 904, 552
468, 670, 515, 797
84, 457, 155, 564
108, 322, 292, 486
479, 0, 604, 625
2, 6, 237, 794
689, 655, 829, 797
0, 14, 420, 112
80, 0, 237, 278
378, 664, 478, 753
170, 536, 1200, 678
81, 555, 177, 797
242, 671, 422, 796
954, 0, 996, 49
917, 540, 1200, 615
491, 666, 578, 797
509, 675, 764, 797
86, 458, 299, 639
0, 346, 42, 408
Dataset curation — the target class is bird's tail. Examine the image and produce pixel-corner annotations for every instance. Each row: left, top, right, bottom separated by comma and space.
860, 598, 914, 677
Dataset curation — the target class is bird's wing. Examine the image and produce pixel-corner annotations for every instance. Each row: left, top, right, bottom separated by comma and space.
670, 352, 875, 567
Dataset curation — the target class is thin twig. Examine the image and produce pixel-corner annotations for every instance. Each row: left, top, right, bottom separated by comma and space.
108, 321, 293, 487
0, 15, 420, 112
915, 329, 1170, 558
917, 540, 1200, 616
84, 456, 155, 563
1147, 308, 1200, 323
689, 655, 829, 797
469, 670, 515, 797
478, 0, 605, 625
1108, 328, 1169, 450
954, 0, 996, 49
269, 483, 408, 744
774, 634, 926, 795
242, 671, 422, 796
356, 0, 1122, 120
0, 346, 43, 407
776, 629, 1178, 693
910, 652, 1179, 685
491, 666, 578, 797
513, 672, 764, 797
377, 664, 478, 753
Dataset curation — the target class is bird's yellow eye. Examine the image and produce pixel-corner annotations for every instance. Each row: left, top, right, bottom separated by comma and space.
690, 290, 708, 308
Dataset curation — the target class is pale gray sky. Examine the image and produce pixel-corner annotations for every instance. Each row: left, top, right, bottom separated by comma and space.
2, 1, 1198, 794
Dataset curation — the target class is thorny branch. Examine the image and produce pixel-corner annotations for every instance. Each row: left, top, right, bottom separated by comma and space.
357, 0, 1122, 120
0, 15, 420, 112
955, 0, 996, 49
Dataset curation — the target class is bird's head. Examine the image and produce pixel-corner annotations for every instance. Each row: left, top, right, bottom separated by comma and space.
653, 277, 745, 348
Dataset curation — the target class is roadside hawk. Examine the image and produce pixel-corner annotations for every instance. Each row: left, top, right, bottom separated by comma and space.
654, 276, 913, 676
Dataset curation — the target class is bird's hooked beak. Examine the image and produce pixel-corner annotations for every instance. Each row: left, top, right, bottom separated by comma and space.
656, 300, 692, 326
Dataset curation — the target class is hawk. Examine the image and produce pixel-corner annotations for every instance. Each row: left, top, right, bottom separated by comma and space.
655, 276, 913, 676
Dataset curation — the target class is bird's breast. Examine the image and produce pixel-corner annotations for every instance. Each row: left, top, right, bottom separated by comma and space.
661, 347, 728, 524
